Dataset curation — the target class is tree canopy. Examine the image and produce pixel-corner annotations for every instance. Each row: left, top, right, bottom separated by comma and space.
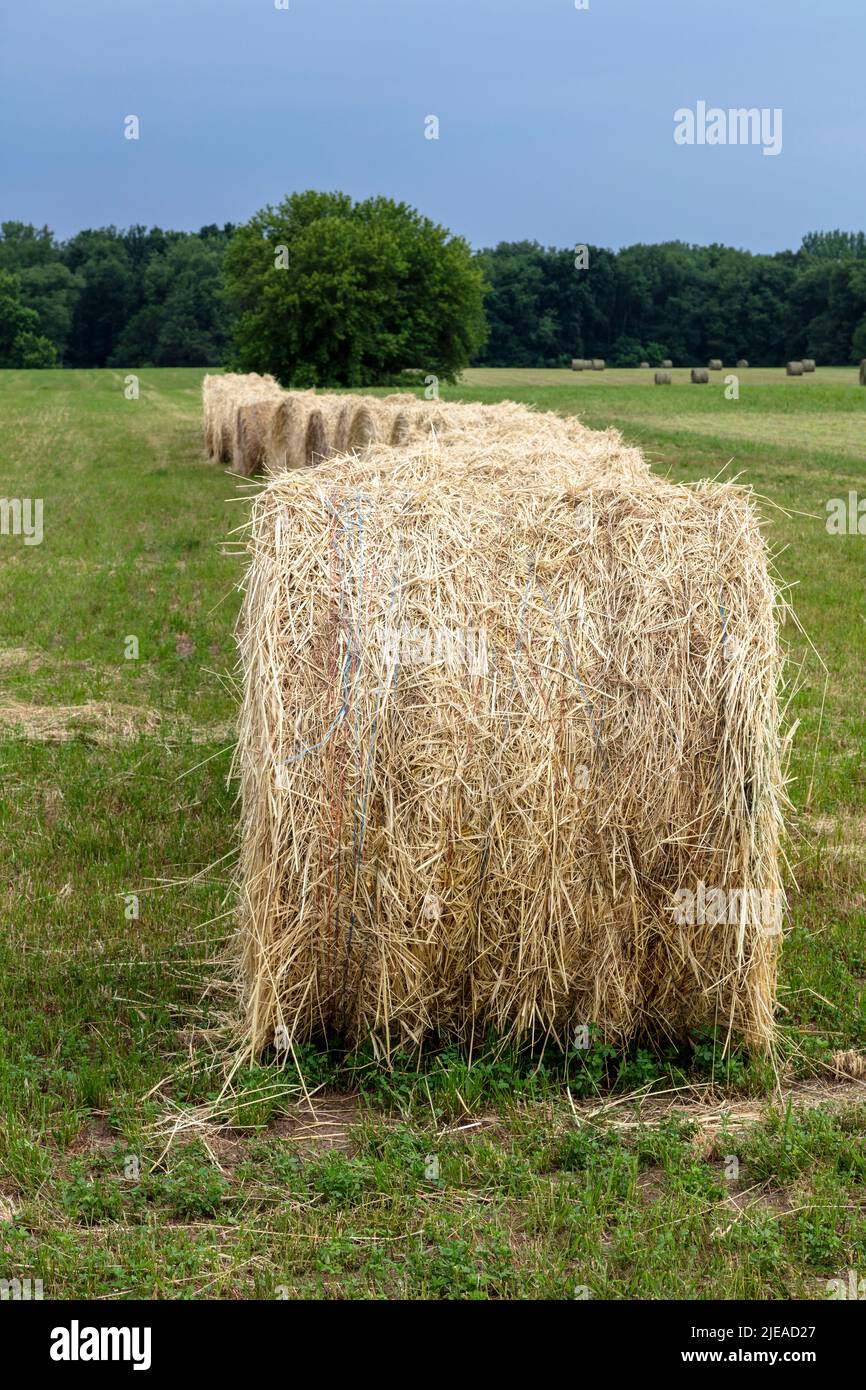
222, 191, 488, 386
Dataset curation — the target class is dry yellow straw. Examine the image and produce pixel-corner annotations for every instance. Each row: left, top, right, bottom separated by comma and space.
234, 429, 786, 1059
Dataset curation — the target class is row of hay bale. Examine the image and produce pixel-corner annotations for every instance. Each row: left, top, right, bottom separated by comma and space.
654, 366, 738, 385
203, 374, 653, 479
569, 359, 833, 376
654, 360, 823, 385
225, 373, 787, 1060
204, 377, 439, 476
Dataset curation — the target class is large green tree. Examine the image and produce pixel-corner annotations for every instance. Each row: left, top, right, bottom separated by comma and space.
223, 191, 487, 386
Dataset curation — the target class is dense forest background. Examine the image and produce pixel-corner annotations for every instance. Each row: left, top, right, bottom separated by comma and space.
2, 219, 866, 370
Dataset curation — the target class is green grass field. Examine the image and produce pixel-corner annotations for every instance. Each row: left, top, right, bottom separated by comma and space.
1, 366, 864, 1300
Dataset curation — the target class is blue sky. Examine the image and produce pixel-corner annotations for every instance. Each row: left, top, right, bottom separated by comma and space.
1, 0, 863, 251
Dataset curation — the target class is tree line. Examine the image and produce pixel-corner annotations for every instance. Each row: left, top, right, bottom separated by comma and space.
0, 221, 234, 370
1, 208, 865, 376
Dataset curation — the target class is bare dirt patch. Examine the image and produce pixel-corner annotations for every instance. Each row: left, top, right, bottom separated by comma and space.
636, 1165, 666, 1202
577, 1076, 866, 1139
67, 1115, 121, 1156
268, 1095, 361, 1153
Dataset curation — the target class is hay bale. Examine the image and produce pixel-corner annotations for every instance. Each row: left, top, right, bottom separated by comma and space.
654, 371, 672, 386
691, 368, 709, 384
661, 359, 673, 369
736, 359, 749, 369
266, 396, 312, 472
202, 375, 223, 460
786, 361, 804, 376
708, 359, 723, 371
802, 359, 816, 373
639, 361, 650, 369
571, 359, 585, 371
329, 400, 355, 454
347, 404, 377, 451
233, 399, 280, 477
236, 433, 785, 1057
304, 408, 330, 467
860, 359, 866, 386
204, 374, 250, 464
390, 411, 412, 445
205, 373, 285, 469
591, 359, 605, 370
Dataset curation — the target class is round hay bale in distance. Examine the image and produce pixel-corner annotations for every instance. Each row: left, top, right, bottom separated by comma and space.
786, 362, 804, 376
266, 396, 310, 472
708, 359, 723, 371
661, 359, 673, 369
802, 359, 816, 373
304, 409, 330, 467
691, 368, 710, 384
571, 359, 585, 371
234, 399, 278, 477
654, 371, 672, 386
736, 359, 749, 369
390, 411, 412, 446
348, 404, 377, 451
591, 359, 605, 371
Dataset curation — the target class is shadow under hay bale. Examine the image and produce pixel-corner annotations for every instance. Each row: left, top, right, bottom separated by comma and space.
235, 432, 787, 1059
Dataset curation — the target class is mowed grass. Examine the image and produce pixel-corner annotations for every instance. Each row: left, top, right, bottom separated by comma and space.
0, 366, 864, 1300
